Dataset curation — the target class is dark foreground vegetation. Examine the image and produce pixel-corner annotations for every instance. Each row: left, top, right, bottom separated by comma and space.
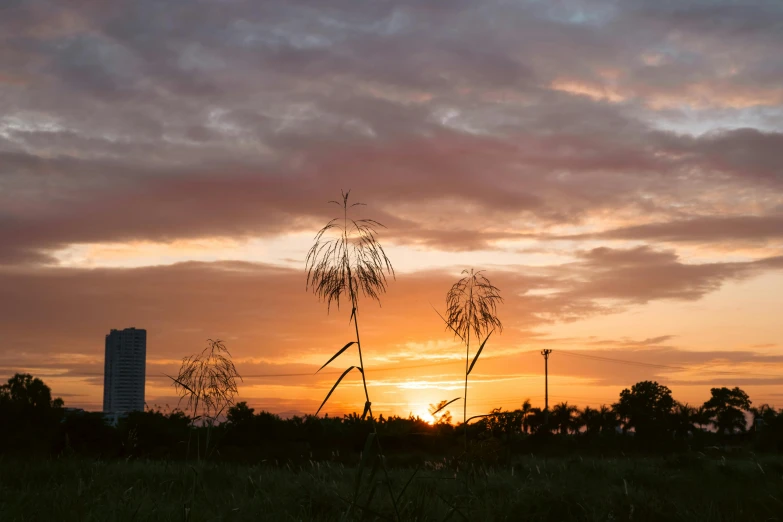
3, 454, 783, 521
5, 372, 783, 520
4, 373, 783, 462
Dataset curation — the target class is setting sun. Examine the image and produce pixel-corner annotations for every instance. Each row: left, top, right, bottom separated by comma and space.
1, 0, 782, 431
3, 0, 783, 519
415, 408, 435, 425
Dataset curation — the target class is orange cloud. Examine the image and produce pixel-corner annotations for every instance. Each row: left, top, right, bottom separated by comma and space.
549, 79, 626, 103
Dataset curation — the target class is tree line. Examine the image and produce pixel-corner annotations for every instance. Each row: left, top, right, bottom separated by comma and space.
480, 380, 757, 440
3, 372, 783, 464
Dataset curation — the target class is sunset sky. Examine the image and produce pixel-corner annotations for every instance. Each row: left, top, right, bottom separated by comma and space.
2, 0, 782, 421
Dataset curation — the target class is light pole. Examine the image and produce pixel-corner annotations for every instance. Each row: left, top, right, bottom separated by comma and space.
541, 349, 552, 428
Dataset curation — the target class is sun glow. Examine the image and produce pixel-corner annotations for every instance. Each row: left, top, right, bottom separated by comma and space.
415, 407, 435, 425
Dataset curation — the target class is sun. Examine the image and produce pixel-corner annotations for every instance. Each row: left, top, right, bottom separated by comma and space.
415, 407, 435, 425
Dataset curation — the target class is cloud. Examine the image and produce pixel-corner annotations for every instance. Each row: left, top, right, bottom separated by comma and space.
1, 243, 781, 409
1, 0, 783, 412
1, 1, 782, 264
566, 215, 783, 243
3, 125, 783, 263
530, 246, 783, 314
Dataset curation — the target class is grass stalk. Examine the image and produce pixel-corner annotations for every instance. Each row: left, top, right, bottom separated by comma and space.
306, 189, 398, 519
440, 269, 503, 453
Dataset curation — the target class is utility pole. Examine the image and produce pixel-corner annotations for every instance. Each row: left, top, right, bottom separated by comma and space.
541, 349, 552, 428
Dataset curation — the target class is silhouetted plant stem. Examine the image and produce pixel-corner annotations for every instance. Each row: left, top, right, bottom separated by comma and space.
347, 264, 400, 521
352, 308, 400, 522
306, 190, 397, 520
440, 268, 503, 455
464, 292, 471, 451
351, 299, 371, 412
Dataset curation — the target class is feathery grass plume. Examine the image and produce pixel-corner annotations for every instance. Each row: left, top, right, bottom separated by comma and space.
305, 190, 395, 416
441, 269, 503, 450
168, 339, 242, 460
306, 190, 394, 315
305, 189, 398, 519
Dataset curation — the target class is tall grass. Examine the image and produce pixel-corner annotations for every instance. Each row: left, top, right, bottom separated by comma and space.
305, 189, 397, 518
5, 454, 783, 521
438, 269, 503, 451
305, 190, 394, 419
167, 339, 242, 460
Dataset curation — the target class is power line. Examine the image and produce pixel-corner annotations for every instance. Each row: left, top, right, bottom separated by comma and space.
557, 350, 782, 379
235, 351, 544, 379
70, 359, 466, 379
232, 349, 780, 380
557, 350, 678, 370
69, 350, 783, 383
140, 347, 783, 413
207, 359, 467, 379
466, 394, 617, 406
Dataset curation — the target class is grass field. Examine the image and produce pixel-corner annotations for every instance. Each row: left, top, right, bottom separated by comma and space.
2, 454, 783, 521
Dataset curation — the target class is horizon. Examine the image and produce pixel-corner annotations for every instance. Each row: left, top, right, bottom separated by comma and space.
2, 0, 783, 421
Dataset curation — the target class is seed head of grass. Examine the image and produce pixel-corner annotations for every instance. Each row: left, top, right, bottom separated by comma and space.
305, 190, 394, 313
445, 269, 503, 342
168, 339, 242, 423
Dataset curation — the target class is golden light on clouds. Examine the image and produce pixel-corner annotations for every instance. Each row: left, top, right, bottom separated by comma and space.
549, 79, 626, 103
2, 0, 783, 419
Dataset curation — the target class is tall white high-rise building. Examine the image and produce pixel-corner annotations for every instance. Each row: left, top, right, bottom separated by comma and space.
103, 327, 146, 413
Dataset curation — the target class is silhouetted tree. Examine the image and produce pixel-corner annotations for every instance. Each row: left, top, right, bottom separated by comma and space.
551, 402, 578, 434
578, 406, 602, 435
227, 401, 255, 425
483, 407, 523, 438
59, 411, 119, 457
704, 387, 751, 435
671, 402, 696, 440
692, 405, 711, 432
519, 399, 533, 434
0, 373, 64, 454
120, 408, 191, 459
598, 405, 620, 434
428, 400, 454, 425
751, 405, 783, 452
526, 407, 547, 434
343, 412, 365, 426
0, 373, 62, 410
750, 404, 777, 431
10, 370, 783, 462
613, 381, 675, 439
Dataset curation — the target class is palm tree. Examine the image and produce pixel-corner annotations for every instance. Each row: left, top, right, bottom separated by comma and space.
572, 407, 587, 434
526, 407, 546, 434
599, 405, 619, 434
750, 404, 777, 432
551, 402, 578, 434
692, 405, 710, 432
520, 399, 533, 434
671, 402, 695, 440
441, 268, 503, 449
578, 406, 601, 435
343, 412, 364, 426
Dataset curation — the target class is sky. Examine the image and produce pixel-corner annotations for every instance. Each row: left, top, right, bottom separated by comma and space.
1, 0, 783, 421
